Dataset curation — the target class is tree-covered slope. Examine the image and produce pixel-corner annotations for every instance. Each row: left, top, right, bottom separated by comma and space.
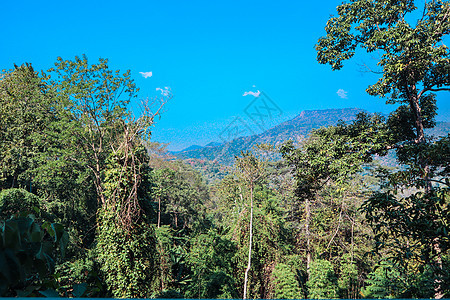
173, 108, 368, 165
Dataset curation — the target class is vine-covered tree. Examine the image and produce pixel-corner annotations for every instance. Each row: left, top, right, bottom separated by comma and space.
48, 55, 167, 211
45, 55, 170, 297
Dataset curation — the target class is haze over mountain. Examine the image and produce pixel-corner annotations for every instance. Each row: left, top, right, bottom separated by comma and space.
172, 108, 366, 165
172, 107, 450, 167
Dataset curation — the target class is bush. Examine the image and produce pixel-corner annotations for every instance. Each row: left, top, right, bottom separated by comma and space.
306, 259, 338, 299
271, 262, 302, 299
0, 188, 44, 218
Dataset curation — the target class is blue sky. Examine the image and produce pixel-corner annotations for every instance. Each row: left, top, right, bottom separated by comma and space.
1, 0, 449, 151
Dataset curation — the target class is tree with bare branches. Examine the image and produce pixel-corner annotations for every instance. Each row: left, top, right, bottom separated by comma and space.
48, 55, 170, 229
47, 55, 170, 297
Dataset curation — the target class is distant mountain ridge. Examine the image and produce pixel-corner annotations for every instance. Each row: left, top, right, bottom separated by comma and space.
173, 107, 450, 167
173, 108, 368, 165
174, 142, 223, 153
177, 145, 203, 152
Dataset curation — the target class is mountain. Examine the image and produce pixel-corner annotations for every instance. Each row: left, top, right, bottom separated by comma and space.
428, 121, 450, 138
173, 108, 368, 165
174, 108, 450, 166
205, 142, 222, 148
176, 145, 203, 152
173, 142, 223, 154
172, 108, 450, 182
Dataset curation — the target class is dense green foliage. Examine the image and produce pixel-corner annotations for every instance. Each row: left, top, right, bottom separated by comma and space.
361, 260, 405, 299
96, 208, 158, 298
271, 263, 303, 299
0, 1, 449, 298
315, 0, 450, 297
0, 213, 68, 297
0, 189, 45, 218
307, 259, 339, 299
186, 229, 237, 298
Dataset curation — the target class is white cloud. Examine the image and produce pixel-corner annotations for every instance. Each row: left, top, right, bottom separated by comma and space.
156, 86, 171, 96
243, 90, 261, 97
337, 89, 348, 99
139, 71, 153, 78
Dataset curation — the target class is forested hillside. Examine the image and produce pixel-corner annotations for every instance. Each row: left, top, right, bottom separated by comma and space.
174, 108, 367, 164
174, 109, 450, 181
0, 0, 449, 299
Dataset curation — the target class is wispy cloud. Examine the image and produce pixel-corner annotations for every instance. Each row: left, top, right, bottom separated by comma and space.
337, 89, 348, 99
156, 86, 171, 96
243, 90, 261, 97
139, 71, 153, 78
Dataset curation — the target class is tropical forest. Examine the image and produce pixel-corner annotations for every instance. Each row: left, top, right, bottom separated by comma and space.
0, 0, 449, 299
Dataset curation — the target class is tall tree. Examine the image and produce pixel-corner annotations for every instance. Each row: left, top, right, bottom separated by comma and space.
0, 63, 96, 252
0, 63, 55, 190
280, 121, 377, 274
234, 151, 265, 299
47, 55, 168, 213
316, 1, 450, 297
316, 0, 449, 184
46, 55, 169, 297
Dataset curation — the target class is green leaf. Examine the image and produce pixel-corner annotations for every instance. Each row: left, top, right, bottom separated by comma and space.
72, 283, 88, 298
50, 223, 64, 242
15, 285, 39, 297
39, 289, 60, 297
59, 231, 69, 257
3, 221, 20, 250
0, 252, 11, 285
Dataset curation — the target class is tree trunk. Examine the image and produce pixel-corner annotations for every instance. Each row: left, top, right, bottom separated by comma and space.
11, 173, 17, 188
350, 219, 354, 262
92, 167, 106, 206
174, 213, 178, 228
433, 237, 444, 299
158, 196, 161, 228
408, 87, 433, 192
305, 198, 311, 276
409, 86, 442, 298
94, 155, 107, 206
409, 92, 425, 143
243, 184, 254, 299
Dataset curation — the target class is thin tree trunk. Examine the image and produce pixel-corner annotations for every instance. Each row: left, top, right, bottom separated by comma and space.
174, 213, 178, 228
409, 93, 425, 143
305, 198, 311, 275
351, 219, 354, 263
158, 196, 161, 228
94, 154, 107, 206
411, 96, 432, 191
11, 173, 16, 188
243, 184, 253, 299
433, 237, 444, 299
